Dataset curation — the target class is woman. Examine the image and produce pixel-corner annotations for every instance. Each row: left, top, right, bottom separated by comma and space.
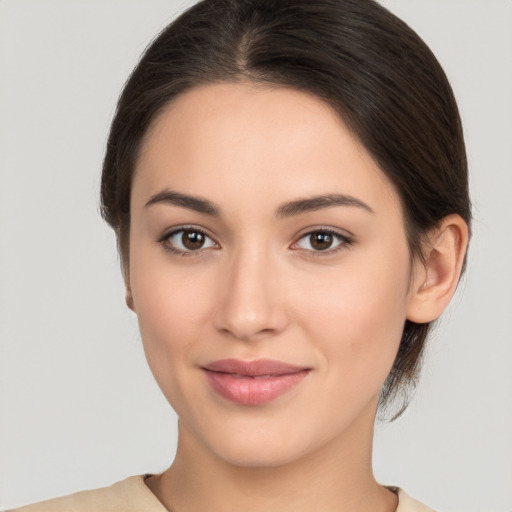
10, 0, 470, 510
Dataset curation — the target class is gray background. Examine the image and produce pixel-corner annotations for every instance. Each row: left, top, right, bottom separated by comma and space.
1, 1, 511, 510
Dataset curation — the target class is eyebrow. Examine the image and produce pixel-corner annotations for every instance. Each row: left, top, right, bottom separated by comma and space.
144, 189, 374, 217
145, 189, 220, 216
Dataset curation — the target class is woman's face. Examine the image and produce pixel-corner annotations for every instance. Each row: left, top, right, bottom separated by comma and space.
128, 82, 418, 467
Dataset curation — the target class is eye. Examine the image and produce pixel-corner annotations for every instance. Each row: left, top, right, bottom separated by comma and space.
293, 229, 352, 253
161, 228, 217, 254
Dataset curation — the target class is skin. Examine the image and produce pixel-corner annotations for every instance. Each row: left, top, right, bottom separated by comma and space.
126, 81, 468, 512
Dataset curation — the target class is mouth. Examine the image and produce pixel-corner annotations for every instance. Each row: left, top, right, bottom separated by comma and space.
201, 358, 311, 406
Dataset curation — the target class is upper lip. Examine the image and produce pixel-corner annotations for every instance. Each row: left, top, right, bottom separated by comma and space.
202, 358, 310, 377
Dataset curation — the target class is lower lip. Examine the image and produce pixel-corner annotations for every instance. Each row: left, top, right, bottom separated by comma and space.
203, 369, 310, 405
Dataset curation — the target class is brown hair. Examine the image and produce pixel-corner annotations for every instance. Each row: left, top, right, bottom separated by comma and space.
100, 0, 471, 418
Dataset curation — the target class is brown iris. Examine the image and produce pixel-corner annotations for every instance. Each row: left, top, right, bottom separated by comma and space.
182, 230, 205, 250
309, 231, 334, 250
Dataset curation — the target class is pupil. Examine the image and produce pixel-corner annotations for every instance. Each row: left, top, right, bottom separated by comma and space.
182, 230, 204, 250
311, 232, 332, 250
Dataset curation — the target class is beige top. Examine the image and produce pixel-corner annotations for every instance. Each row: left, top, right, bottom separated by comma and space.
8, 475, 436, 512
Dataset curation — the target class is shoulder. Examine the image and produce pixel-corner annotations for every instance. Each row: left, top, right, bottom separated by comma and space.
8, 480, 437, 512
7, 475, 168, 512
394, 488, 437, 512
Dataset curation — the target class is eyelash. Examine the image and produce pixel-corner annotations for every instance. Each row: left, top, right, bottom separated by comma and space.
158, 226, 354, 258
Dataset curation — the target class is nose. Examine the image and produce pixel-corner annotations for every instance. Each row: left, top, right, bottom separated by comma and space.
213, 245, 289, 342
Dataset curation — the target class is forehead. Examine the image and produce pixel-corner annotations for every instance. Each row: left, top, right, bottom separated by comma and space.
133, 81, 402, 218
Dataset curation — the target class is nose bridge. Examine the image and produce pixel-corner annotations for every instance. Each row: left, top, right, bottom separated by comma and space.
214, 238, 287, 341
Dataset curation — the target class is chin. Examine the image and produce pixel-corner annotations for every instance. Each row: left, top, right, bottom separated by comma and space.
196, 418, 322, 469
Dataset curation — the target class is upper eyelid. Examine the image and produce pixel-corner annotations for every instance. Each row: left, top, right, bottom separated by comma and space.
160, 226, 350, 237
161, 225, 217, 241
293, 225, 354, 241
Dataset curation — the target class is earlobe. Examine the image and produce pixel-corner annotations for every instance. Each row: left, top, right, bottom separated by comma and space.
406, 214, 469, 323
124, 268, 136, 312
125, 287, 135, 311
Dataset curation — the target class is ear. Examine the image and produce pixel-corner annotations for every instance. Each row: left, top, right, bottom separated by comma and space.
406, 214, 469, 323
123, 265, 136, 312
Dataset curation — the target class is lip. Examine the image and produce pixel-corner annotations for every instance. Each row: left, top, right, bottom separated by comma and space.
201, 358, 311, 405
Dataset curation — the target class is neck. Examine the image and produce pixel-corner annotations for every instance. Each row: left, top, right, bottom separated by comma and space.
147, 402, 397, 512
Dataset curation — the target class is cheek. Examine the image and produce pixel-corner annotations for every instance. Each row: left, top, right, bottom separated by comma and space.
129, 255, 214, 395
294, 249, 410, 390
